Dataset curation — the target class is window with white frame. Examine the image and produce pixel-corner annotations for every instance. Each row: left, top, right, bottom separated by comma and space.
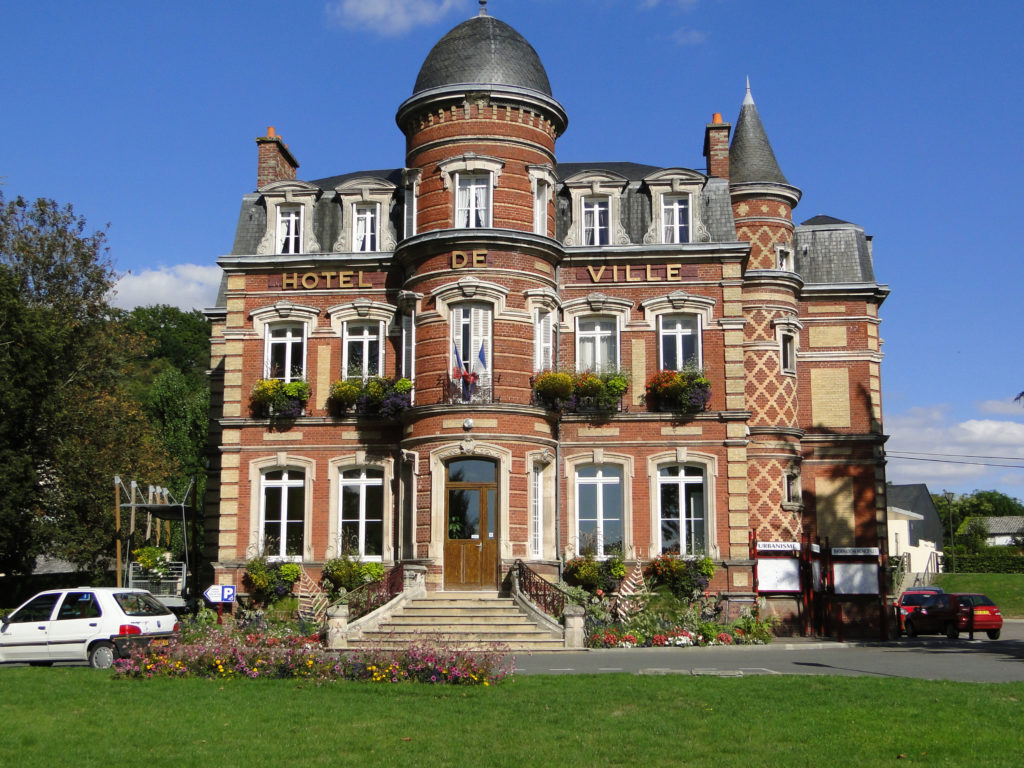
353, 203, 378, 252
343, 321, 382, 380
339, 467, 384, 560
659, 314, 701, 370
577, 316, 617, 371
530, 463, 544, 558
575, 464, 623, 558
533, 179, 550, 235
451, 302, 492, 385
404, 187, 417, 239
266, 324, 306, 381
777, 245, 794, 271
781, 332, 796, 374
276, 205, 302, 254
662, 195, 690, 244
582, 197, 610, 245
260, 469, 305, 560
534, 309, 553, 370
456, 173, 491, 228
401, 311, 415, 383
657, 464, 706, 556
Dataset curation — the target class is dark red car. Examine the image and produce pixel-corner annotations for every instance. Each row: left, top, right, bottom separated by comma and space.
953, 593, 1003, 640
902, 592, 961, 639
896, 587, 944, 634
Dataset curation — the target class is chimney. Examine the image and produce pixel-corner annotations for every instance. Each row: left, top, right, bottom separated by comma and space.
703, 113, 731, 179
256, 126, 299, 189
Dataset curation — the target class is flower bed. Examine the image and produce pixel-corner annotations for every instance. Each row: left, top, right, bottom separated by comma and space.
113, 624, 511, 686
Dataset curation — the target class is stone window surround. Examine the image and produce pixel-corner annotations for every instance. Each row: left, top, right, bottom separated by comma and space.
562, 171, 630, 247
646, 449, 720, 561
528, 164, 557, 236
257, 180, 321, 255
641, 168, 710, 244
402, 168, 422, 240
247, 453, 316, 563
326, 300, 398, 381
326, 453, 396, 563
427, 442, 514, 564
563, 450, 635, 561
250, 301, 320, 380
773, 315, 803, 376
524, 288, 560, 371
438, 153, 505, 229
526, 449, 557, 561
333, 176, 398, 252
782, 462, 803, 514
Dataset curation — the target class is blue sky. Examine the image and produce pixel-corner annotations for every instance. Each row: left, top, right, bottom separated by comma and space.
2, 0, 1021, 497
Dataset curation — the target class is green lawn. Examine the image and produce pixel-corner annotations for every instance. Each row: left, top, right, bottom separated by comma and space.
3, 668, 1023, 767
934, 573, 1024, 617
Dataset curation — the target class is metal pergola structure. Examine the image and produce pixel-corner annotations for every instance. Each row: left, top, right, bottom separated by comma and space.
113, 476, 199, 606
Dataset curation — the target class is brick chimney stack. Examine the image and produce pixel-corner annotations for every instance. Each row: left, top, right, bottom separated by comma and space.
256, 126, 299, 189
703, 113, 731, 179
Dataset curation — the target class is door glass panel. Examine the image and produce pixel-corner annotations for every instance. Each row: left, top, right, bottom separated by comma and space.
448, 489, 480, 539
448, 459, 495, 484
487, 489, 496, 539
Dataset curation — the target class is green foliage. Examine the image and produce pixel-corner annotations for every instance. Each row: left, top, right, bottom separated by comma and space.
644, 365, 712, 413
934, 489, 1024, 547
250, 378, 309, 418
572, 369, 630, 412
0, 193, 176, 578
530, 370, 573, 407
563, 554, 626, 594
960, 517, 990, 554
330, 378, 362, 407
132, 545, 170, 572
644, 554, 716, 599
949, 550, 1024, 574
321, 555, 385, 596
329, 376, 412, 418
122, 304, 211, 387
244, 557, 301, 604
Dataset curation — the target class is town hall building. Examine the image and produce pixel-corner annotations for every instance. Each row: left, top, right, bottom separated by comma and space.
205, 5, 891, 630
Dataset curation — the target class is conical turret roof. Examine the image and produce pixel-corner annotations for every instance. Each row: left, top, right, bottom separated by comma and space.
729, 81, 788, 185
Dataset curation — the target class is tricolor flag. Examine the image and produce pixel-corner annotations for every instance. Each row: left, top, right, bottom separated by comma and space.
477, 342, 487, 372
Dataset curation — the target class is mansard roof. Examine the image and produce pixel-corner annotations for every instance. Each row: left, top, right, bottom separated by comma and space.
794, 215, 876, 284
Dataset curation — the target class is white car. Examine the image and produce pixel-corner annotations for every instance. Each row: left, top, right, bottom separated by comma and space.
0, 587, 178, 668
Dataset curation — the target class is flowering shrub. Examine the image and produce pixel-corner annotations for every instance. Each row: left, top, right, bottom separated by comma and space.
113, 625, 511, 686
244, 557, 302, 604
132, 546, 172, 581
330, 376, 412, 419
644, 554, 715, 599
251, 379, 310, 418
644, 366, 711, 413
531, 370, 574, 409
563, 554, 626, 593
321, 555, 385, 596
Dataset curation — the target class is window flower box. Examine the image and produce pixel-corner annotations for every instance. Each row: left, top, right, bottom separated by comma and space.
644, 367, 711, 414
250, 378, 310, 418
329, 376, 412, 419
532, 369, 628, 413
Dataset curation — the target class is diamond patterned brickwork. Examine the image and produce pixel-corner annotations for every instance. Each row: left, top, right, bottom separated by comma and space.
736, 223, 790, 270
749, 458, 802, 542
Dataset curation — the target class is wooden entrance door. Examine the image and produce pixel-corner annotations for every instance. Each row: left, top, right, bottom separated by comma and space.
443, 459, 498, 589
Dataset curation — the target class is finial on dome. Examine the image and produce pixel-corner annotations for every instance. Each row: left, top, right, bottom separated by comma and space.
743, 76, 754, 106
479, 0, 488, 16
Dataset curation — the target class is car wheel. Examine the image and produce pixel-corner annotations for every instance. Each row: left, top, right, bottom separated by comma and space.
945, 622, 959, 640
905, 619, 916, 638
88, 641, 116, 669
987, 629, 1001, 640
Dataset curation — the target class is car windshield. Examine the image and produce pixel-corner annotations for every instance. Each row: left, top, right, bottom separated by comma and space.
114, 592, 171, 617
901, 594, 933, 607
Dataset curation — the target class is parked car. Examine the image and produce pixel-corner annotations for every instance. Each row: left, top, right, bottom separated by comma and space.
0, 587, 178, 668
896, 587, 944, 634
902, 592, 961, 639
953, 593, 1003, 640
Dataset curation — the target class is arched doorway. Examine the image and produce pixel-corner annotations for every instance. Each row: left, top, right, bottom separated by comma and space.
443, 458, 498, 589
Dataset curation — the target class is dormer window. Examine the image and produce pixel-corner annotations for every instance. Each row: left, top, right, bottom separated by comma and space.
456, 173, 491, 228
582, 198, 610, 245
353, 203, 378, 252
662, 195, 690, 244
277, 206, 302, 254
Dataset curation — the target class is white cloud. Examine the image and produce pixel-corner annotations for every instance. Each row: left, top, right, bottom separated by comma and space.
884, 405, 1024, 494
670, 26, 707, 45
326, 0, 467, 37
977, 398, 1024, 416
110, 264, 222, 312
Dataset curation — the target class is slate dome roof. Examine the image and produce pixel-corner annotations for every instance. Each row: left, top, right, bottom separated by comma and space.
413, 14, 552, 96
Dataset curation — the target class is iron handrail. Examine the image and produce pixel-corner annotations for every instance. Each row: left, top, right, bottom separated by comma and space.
512, 559, 571, 619
338, 563, 405, 622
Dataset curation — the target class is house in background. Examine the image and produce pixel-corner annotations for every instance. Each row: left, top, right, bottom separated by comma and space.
886, 484, 944, 575
961, 516, 1024, 547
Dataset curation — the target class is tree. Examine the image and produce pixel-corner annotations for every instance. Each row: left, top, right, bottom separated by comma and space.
0, 193, 173, 578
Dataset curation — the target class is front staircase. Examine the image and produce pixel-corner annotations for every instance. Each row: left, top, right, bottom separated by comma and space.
346, 591, 565, 651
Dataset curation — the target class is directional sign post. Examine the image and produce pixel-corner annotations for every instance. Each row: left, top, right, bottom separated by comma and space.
203, 584, 236, 624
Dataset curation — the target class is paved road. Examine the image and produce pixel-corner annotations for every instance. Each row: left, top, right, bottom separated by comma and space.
512, 620, 1024, 683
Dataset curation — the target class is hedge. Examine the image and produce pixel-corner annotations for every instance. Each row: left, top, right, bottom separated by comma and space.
950, 551, 1024, 574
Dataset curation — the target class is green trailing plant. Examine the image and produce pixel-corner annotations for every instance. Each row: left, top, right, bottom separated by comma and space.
250, 378, 310, 418
572, 369, 629, 412
644, 364, 711, 413
329, 376, 412, 419
321, 554, 386, 596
